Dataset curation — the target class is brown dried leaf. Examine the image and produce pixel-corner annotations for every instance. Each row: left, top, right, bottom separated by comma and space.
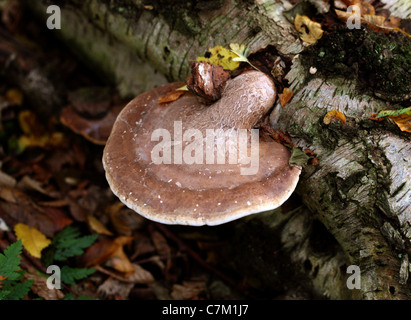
108, 202, 145, 235
350, 0, 375, 15
0, 170, 17, 188
158, 89, 186, 104
389, 114, 411, 132
67, 194, 88, 222
127, 264, 155, 284
60, 103, 124, 145
97, 277, 134, 299
16, 175, 48, 195
171, 281, 205, 300
25, 273, 64, 300
278, 88, 293, 107
370, 112, 385, 122
83, 236, 134, 274
40, 207, 73, 233
82, 238, 118, 267
0, 188, 56, 237
260, 125, 294, 146
150, 230, 171, 272
87, 215, 113, 236
107, 245, 135, 276
323, 110, 347, 125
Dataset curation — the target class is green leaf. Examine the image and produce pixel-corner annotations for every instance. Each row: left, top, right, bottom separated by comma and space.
0, 240, 23, 281
0, 240, 34, 300
52, 226, 98, 261
62, 292, 97, 300
2, 279, 34, 300
0, 289, 11, 300
61, 266, 96, 285
376, 107, 411, 118
289, 147, 310, 167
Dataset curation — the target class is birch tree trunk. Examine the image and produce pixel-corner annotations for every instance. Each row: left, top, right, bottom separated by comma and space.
21, 0, 411, 299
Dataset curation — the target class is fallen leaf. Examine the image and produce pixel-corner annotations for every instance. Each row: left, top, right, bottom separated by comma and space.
5, 88, 23, 106
40, 207, 73, 233
350, 0, 375, 15
369, 112, 385, 122
158, 89, 186, 104
278, 88, 294, 107
289, 147, 310, 167
388, 114, 411, 133
363, 14, 386, 29
229, 43, 249, 62
106, 237, 135, 276
17, 111, 65, 151
14, 223, 51, 258
375, 107, 411, 131
60, 103, 124, 145
171, 281, 205, 300
82, 236, 134, 274
127, 263, 155, 284
229, 43, 259, 71
260, 125, 294, 146
177, 85, 188, 91
294, 14, 324, 44
97, 277, 134, 299
197, 46, 240, 71
16, 175, 48, 195
304, 149, 319, 166
335, 5, 411, 37
150, 230, 172, 272
376, 107, 411, 119
0, 170, 17, 188
310, 157, 320, 166
24, 273, 64, 300
323, 110, 347, 125
0, 188, 57, 237
18, 110, 43, 136
108, 202, 145, 236
106, 245, 135, 275
82, 238, 116, 267
87, 215, 113, 236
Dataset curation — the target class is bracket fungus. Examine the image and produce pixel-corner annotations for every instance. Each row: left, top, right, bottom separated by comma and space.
103, 70, 301, 225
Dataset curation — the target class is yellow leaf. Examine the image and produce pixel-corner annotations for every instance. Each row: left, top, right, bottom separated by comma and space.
294, 14, 324, 45
229, 43, 260, 71
6, 89, 24, 106
87, 215, 113, 236
14, 223, 51, 258
176, 85, 188, 91
229, 43, 248, 62
323, 110, 347, 125
197, 46, 240, 71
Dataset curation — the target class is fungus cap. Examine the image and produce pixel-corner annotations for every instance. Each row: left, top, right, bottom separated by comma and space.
103, 71, 301, 225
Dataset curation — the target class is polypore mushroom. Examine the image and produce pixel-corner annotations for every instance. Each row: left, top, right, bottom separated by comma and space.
103, 70, 301, 225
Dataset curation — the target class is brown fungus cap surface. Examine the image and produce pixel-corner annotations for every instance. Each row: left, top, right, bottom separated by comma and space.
103, 71, 301, 226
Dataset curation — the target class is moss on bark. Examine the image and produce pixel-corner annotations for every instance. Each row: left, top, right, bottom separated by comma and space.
301, 26, 411, 102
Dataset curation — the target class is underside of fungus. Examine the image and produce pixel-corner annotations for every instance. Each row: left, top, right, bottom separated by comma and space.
103, 70, 301, 225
